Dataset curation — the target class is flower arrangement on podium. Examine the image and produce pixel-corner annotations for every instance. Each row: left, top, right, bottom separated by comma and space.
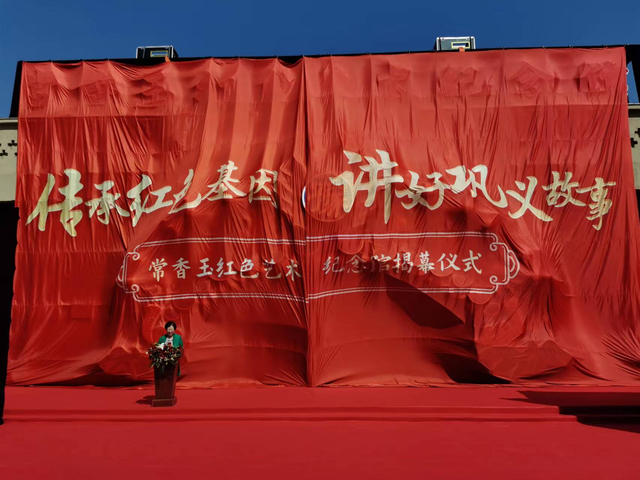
148, 342, 182, 370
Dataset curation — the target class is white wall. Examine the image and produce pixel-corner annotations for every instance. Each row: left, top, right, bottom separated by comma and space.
0, 119, 17, 202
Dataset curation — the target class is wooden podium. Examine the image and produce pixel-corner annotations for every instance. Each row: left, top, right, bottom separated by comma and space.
153, 364, 178, 407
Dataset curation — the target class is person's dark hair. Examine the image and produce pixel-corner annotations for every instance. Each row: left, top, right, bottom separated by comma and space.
164, 321, 177, 330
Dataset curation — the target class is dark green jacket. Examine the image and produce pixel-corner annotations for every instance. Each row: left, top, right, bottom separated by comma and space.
157, 334, 184, 375
158, 334, 184, 349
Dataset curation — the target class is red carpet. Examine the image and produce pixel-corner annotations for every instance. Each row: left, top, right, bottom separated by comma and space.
2, 386, 640, 479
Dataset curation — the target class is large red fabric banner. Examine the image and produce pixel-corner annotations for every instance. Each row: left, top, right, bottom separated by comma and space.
9, 48, 640, 386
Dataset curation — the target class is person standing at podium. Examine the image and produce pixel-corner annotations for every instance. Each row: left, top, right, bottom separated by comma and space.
157, 321, 184, 375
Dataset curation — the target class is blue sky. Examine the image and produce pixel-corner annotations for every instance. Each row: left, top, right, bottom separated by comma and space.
1, 0, 639, 114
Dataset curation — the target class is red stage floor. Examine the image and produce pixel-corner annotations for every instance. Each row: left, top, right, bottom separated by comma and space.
2, 386, 640, 479
5, 385, 640, 422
